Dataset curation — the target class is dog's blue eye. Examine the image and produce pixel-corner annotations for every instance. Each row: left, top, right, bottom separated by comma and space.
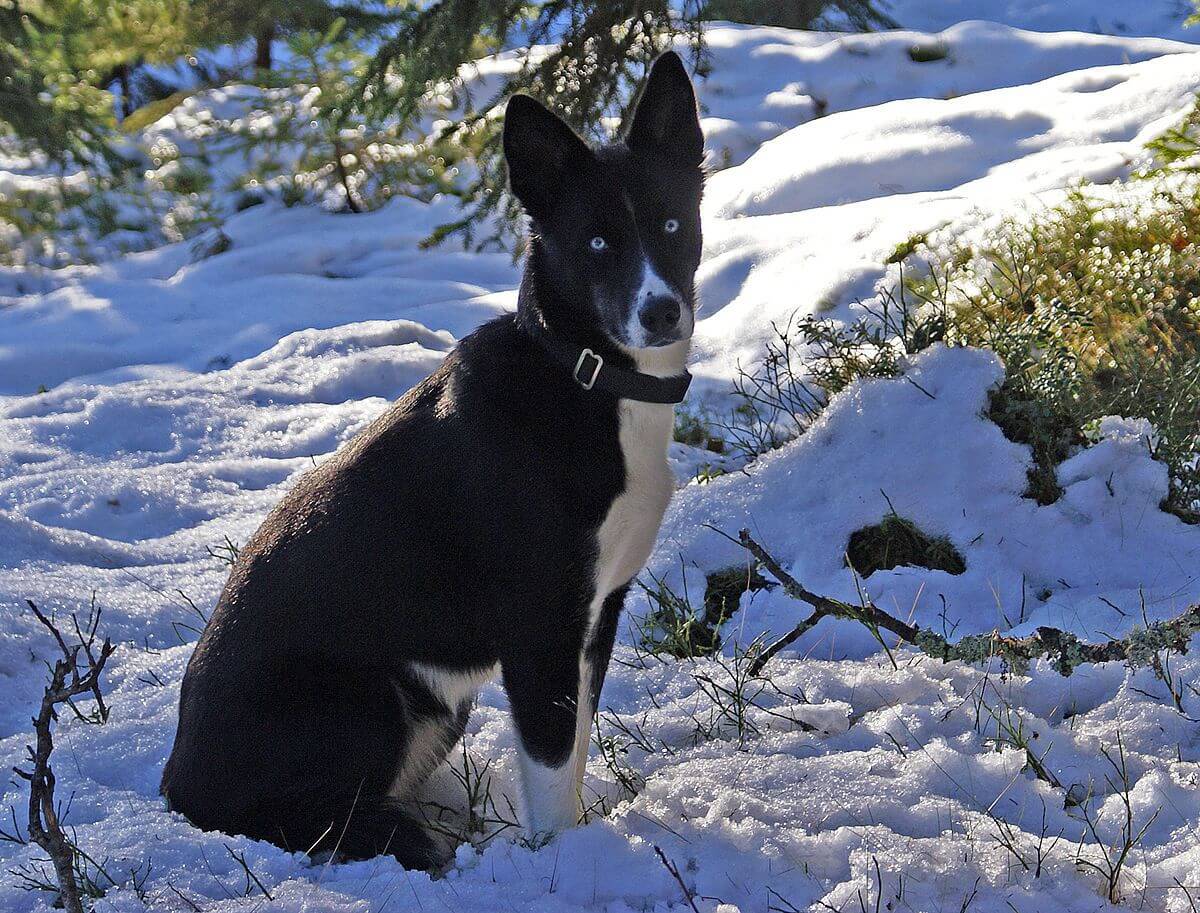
589, 236, 607, 252
664, 218, 680, 234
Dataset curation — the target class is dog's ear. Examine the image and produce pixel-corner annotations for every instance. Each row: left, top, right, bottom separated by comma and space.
627, 51, 703, 168
503, 94, 591, 220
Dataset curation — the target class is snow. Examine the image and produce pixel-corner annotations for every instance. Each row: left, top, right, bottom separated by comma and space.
693, 49, 1200, 381
3, 11, 1200, 913
882, 0, 1199, 44
695, 20, 1196, 166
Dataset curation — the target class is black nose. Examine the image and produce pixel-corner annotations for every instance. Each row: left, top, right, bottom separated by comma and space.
638, 294, 681, 338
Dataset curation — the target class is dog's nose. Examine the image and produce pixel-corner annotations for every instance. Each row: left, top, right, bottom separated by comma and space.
638, 294, 681, 338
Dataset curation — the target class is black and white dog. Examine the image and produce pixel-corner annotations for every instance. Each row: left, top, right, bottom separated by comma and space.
161, 51, 704, 869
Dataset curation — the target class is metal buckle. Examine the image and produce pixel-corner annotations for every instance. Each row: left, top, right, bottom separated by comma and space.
573, 348, 603, 390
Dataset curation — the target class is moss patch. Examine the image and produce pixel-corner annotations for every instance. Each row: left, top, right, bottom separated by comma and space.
702, 563, 773, 627
846, 513, 966, 577
985, 384, 1082, 505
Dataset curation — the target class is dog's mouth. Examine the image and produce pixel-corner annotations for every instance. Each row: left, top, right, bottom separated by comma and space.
641, 329, 689, 348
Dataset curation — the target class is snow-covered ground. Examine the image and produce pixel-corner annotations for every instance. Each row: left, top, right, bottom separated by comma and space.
2, 12, 1200, 913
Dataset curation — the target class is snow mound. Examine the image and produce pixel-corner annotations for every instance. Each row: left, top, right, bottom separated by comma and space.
651, 345, 1200, 657
697, 19, 1196, 166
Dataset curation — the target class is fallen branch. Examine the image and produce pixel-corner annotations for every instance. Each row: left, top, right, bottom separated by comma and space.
17, 600, 116, 913
732, 530, 1200, 677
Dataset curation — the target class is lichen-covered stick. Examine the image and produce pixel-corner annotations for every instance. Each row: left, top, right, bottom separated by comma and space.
734, 529, 1200, 677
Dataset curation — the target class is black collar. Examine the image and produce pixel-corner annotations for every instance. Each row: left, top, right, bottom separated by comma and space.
528, 324, 692, 404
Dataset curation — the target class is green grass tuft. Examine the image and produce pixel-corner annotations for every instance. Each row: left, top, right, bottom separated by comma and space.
674, 408, 726, 453
634, 563, 772, 660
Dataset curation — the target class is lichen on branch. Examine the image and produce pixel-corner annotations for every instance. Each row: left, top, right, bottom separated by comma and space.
732, 528, 1200, 677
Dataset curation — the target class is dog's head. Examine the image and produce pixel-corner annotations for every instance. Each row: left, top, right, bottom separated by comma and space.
504, 51, 704, 356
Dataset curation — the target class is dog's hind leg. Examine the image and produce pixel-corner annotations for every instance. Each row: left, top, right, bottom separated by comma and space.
244, 787, 449, 869
389, 699, 472, 797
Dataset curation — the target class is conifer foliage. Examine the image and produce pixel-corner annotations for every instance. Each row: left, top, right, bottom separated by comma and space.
0, 0, 894, 258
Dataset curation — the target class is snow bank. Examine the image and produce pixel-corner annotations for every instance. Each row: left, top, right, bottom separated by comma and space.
884, 0, 1200, 45
651, 346, 1200, 657
696, 20, 1196, 166
694, 50, 1200, 382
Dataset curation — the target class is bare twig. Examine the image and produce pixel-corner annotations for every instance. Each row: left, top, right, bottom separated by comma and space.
17, 601, 116, 913
226, 845, 274, 900
1075, 732, 1159, 903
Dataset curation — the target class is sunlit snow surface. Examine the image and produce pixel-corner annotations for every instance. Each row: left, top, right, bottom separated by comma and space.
2, 18, 1200, 913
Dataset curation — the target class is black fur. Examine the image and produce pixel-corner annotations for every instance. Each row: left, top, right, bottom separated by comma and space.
161, 52, 704, 868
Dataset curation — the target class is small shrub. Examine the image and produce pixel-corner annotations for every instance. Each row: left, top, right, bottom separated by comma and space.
907, 184, 1200, 518
1143, 94, 1200, 173
634, 563, 771, 659
718, 322, 822, 464
986, 385, 1081, 504
736, 165, 1200, 519
845, 512, 966, 577
719, 276, 941, 465
673, 408, 726, 453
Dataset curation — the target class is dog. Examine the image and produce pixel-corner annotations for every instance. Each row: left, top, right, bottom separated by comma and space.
161, 50, 705, 869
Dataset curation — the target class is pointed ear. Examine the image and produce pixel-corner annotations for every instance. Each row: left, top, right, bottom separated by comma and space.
627, 51, 704, 168
503, 94, 591, 220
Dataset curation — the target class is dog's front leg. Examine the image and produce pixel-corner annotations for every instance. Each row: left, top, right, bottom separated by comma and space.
502, 639, 589, 840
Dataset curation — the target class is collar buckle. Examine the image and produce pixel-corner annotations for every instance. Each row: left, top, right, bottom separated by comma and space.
573, 348, 603, 390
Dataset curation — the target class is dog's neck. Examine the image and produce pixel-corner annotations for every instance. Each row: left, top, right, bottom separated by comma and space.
516, 248, 691, 378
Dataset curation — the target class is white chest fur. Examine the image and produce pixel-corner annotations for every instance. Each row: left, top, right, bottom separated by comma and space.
528, 391, 676, 838
591, 399, 675, 608
517, 342, 689, 840
589, 338, 687, 621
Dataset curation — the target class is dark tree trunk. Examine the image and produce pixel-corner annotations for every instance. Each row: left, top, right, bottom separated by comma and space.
117, 64, 133, 118
255, 23, 275, 71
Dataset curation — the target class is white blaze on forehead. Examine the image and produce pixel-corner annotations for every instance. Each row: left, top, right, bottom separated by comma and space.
638, 260, 675, 301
